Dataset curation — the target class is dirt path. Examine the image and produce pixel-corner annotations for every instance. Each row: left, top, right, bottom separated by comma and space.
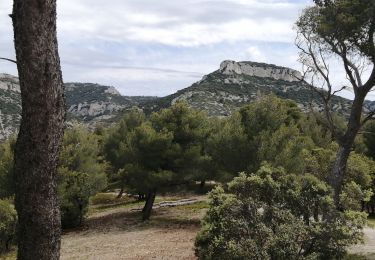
61, 227, 198, 260
60, 196, 206, 260
350, 228, 375, 259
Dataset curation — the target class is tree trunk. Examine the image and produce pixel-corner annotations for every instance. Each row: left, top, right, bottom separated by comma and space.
330, 145, 351, 209
330, 94, 364, 208
142, 190, 156, 221
116, 187, 124, 198
12, 1, 65, 259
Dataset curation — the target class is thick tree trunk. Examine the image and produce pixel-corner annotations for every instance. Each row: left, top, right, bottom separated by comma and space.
142, 190, 156, 221
12, 0, 65, 259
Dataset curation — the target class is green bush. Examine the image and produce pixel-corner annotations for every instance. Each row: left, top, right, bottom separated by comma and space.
58, 127, 107, 228
0, 199, 17, 253
0, 139, 15, 199
195, 164, 366, 259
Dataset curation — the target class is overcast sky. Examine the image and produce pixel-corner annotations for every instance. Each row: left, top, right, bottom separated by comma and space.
1, 0, 354, 97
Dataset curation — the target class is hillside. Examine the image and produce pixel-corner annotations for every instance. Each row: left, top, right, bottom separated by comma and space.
0, 76, 158, 140
3, 60, 374, 140
147, 60, 355, 117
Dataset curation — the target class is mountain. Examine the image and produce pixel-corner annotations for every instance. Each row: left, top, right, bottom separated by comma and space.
2, 60, 373, 141
148, 60, 354, 117
0, 75, 158, 140
0, 74, 21, 140
64, 83, 157, 123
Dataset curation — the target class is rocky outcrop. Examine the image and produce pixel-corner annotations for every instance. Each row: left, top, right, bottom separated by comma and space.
67, 102, 125, 118
0, 60, 363, 140
155, 60, 352, 117
219, 60, 302, 82
0, 74, 20, 92
0, 77, 158, 140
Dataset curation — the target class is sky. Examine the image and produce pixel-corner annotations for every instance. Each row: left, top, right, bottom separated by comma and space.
1, 0, 361, 98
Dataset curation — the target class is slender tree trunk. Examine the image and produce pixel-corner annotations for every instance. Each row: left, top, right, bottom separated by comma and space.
142, 190, 156, 221
138, 193, 145, 201
116, 187, 124, 198
12, 0, 65, 259
330, 145, 351, 208
330, 94, 364, 208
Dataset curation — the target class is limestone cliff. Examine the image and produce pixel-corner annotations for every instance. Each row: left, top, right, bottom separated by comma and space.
219, 60, 302, 82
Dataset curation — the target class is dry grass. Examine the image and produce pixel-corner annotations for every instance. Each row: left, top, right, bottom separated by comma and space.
60, 194, 207, 260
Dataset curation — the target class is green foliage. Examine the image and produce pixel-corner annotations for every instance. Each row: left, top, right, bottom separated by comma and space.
303, 144, 375, 210
58, 127, 107, 228
223, 96, 315, 173
363, 121, 375, 160
206, 113, 253, 180
311, 0, 375, 60
120, 122, 175, 194
195, 164, 366, 259
239, 95, 301, 138
205, 96, 363, 182
0, 139, 15, 199
104, 103, 212, 219
298, 112, 333, 148
0, 199, 16, 253
103, 109, 146, 181
258, 124, 314, 174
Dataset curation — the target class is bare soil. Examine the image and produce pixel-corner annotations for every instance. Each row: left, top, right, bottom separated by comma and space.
349, 228, 375, 259
60, 195, 207, 260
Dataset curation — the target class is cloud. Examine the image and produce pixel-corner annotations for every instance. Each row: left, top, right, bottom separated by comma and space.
56, 0, 305, 47
0, 0, 312, 96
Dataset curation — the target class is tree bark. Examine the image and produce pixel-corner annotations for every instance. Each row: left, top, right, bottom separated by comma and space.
331, 145, 351, 208
330, 93, 365, 208
12, 0, 65, 259
142, 190, 156, 221
116, 187, 124, 198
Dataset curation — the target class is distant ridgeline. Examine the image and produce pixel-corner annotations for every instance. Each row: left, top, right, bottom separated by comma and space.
1, 60, 375, 141
0, 76, 158, 141
144, 60, 359, 117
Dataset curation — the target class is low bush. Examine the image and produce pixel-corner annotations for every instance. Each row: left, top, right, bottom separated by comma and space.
195, 164, 366, 259
0, 199, 17, 253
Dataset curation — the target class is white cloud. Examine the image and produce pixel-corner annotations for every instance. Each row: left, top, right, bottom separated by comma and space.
56, 0, 304, 47
0, 0, 314, 96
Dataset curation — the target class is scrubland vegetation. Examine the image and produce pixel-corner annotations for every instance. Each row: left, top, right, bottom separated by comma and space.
2, 0, 375, 259
2, 95, 375, 258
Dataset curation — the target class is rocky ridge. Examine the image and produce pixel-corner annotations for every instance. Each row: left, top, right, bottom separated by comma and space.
219, 60, 302, 82
2, 60, 374, 141
0, 79, 157, 140
151, 60, 353, 117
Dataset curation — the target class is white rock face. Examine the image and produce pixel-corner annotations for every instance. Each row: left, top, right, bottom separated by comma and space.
104, 86, 121, 95
0, 74, 20, 92
68, 102, 125, 117
219, 60, 302, 82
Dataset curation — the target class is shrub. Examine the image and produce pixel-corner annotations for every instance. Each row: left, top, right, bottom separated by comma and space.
0, 199, 17, 253
58, 127, 107, 228
195, 164, 366, 259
